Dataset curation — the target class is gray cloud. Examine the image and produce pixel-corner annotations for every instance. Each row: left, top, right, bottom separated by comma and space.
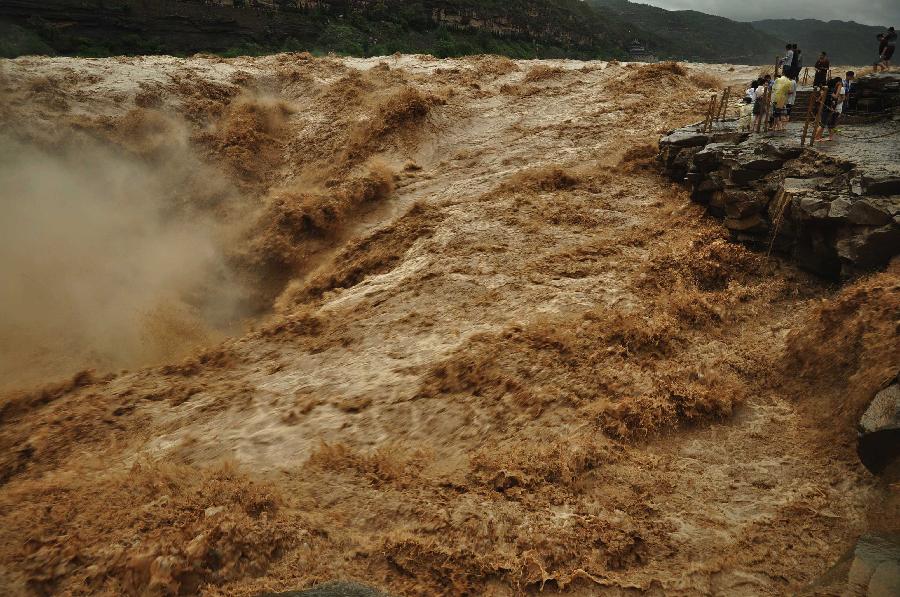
632, 0, 899, 27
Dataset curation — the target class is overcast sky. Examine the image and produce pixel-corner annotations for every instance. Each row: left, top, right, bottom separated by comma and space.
630, 1, 898, 27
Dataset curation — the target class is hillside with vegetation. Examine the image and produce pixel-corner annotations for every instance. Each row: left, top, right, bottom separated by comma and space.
2, 0, 886, 64
587, 0, 784, 64
0, 0, 642, 59
751, 19, 887, 66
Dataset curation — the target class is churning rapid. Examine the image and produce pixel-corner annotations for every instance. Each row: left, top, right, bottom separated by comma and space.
0, 54, 896, 596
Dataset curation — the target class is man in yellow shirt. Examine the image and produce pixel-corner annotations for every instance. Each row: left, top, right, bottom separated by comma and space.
771, 74, 792, 132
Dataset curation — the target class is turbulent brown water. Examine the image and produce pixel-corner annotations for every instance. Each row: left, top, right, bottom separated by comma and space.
0, 54, 897, 596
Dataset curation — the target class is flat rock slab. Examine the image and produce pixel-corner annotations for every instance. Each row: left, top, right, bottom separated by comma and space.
660, 129, 709, 148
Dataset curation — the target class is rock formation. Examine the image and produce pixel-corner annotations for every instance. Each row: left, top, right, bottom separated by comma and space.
658, 74, 900, 279
859, 374, 900, 477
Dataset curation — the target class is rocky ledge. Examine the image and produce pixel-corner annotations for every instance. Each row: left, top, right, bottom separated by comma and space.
658, 121, 900, 279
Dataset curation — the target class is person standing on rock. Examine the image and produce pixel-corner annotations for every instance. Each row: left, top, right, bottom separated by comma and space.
772, 73, 792, 131
746, 79, 759, 103
786, 77, 798, 120
752, 77, 769, 132
876, 27, 896, 71
876, 34, 887, 70
842, 71, 855, 113
788, 44, 800, 79
781, 44, 794, 76
813, 77, 843, 143
814, 52, 830, 88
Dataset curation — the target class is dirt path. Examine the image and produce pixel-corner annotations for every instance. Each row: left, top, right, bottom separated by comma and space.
0, 55, 891, 596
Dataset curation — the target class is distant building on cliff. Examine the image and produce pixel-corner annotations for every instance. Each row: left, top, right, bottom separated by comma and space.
627, 39, 656, 62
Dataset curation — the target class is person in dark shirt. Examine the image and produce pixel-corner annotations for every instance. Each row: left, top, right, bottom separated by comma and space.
876, 27, 896, 71
814, 77, 844, 143
843, 71, 855, 113
788, 44, 800, 79
813, 52, 830, 88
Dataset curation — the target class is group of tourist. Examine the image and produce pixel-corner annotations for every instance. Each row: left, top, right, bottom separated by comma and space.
735, 25, 896, 142
740, 71, 799, 134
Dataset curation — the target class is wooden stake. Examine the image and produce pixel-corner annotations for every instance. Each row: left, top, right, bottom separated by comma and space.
717, 87, 731, 121
702, 94, 717, 132
800, 89, 818, 147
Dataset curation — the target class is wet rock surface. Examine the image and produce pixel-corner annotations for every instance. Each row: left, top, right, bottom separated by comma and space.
858, 375, 900, 477
658, 119, 900, 279
810, 534, 900, 597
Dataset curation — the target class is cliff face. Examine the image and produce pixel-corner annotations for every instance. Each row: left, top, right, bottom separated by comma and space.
0, 0, 633, 57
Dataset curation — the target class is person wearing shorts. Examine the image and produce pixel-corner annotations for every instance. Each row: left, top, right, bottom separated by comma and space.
752, 77, 769, 131
814, 78, 843, 142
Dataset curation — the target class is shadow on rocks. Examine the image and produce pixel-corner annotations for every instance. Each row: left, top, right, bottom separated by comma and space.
262, 581, 390, 597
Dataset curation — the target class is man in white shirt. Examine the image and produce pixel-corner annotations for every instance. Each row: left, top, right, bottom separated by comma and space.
781, 44, 794, 76
786, 78, 798, 118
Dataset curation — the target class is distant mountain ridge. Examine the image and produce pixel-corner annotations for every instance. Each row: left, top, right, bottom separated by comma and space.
750, 19, 886, 66
587, 0, 784, 64
0, 0, 641, 59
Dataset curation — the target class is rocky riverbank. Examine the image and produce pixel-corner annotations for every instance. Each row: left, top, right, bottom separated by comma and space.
658, 117, 900, 279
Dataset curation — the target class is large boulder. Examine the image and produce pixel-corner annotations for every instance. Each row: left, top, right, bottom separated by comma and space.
847, 534, 900, 597
808, 534, 900, 597
858, 375, 900, 476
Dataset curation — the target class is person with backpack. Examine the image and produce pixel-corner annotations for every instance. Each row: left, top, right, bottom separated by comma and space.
752, 76, 770, 132
842, 71, 855, 113
745, 79, 759, 103
814, 77, 844, 143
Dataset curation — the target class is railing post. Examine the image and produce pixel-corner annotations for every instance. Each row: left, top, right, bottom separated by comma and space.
717, 87, 731, 121
702, 94, 716, 132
